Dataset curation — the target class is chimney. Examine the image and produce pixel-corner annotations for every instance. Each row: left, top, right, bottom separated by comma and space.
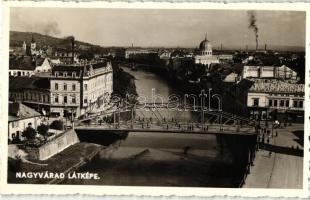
265, 44, 267, 51
220, 43, 223, 51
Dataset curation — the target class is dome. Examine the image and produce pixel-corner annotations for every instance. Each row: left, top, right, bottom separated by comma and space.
199, 38, 212, 51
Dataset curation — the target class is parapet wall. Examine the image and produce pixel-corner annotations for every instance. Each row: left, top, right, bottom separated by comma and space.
26, 129, 79, 160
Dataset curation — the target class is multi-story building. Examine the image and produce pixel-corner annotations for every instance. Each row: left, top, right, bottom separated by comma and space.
9, 76, 51, 115
50, 61, 113, 118
247, 79, 304, 122
125, 48, 157, 59
53, 48, 79, 64
9, 56, 52, 77
242, 65, 298, 81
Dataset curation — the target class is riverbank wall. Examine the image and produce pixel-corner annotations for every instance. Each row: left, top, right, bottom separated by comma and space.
25, 129, 79, 160
8, 142, 104, 184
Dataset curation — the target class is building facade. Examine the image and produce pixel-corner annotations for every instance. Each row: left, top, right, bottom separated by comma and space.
125, 48, 157, 59
9, 56, 52, 77
242, 65, 298, 81
53, 48, 79, 64
247, 79, 304, 121
9, 76, 51, 115
50, 61, 113, 118
8, 102, 42, 142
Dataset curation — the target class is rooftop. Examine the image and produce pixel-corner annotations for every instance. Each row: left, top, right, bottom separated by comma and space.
9, 56, 48, 70
9, 76, 50, 91
249, 79, 304, 94
9, 101, 41, 121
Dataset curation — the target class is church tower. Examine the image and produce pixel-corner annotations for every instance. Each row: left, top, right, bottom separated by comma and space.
30, 34, 36, 50
22, 41, 26, 50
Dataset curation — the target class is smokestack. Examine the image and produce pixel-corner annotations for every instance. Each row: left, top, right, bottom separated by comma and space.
220, 43, 223, 51
247, 11, 259, 51
265, 43, 267, 51
132, 43, 133, 48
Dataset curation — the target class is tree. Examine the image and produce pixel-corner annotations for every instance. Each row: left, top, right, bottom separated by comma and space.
37, 124, 49, 140
50, 120, 64, 130
22, 126, 36, 140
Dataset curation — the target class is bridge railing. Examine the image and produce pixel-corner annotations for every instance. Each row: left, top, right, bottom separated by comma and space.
76, 120, 256, 134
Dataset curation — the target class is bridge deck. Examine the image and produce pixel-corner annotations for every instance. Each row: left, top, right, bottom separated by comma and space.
75, 122, 256, 136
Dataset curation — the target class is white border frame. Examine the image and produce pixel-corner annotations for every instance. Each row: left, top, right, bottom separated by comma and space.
1, 1, 309, 197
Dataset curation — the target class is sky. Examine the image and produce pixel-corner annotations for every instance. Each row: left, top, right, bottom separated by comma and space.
10, 7, 306, 49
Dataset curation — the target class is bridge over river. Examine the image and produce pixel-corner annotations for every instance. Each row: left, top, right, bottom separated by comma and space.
74, 67, 260, 187
74, 103, 259, 187
75, 102, 257, 136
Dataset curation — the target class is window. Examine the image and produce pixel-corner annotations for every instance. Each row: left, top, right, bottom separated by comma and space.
72, 84, 76, 91
55, 96, 59, 103
299, 101, 303, 108
64, 96, 67, 104
9, 72, 11, 76
273, 100, 278, 107
84, 84, 88, 91
84, 98, 88, 104
55, 72, 59, 77
64, 83, 67, 91
253, 98, 259, 106
269, 100, 272, 107
12, 121, 18, 128
280, 100, 284, 107
72, 96, 76, 104
72, 72, 76, 78
64, 72, 67, 77
294, 100, 298, 108
285, 100, 289, 107
55, 83, 58, 90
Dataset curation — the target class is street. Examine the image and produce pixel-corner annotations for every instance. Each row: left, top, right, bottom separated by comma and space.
244, 123, 303, 188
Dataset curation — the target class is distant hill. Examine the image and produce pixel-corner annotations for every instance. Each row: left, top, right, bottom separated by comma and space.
9, 31, 106, 53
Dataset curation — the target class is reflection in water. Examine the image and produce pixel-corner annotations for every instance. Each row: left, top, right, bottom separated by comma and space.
64, 67, 237, 187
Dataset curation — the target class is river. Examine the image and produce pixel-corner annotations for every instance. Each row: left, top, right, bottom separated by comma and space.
63, 67, 237, 187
